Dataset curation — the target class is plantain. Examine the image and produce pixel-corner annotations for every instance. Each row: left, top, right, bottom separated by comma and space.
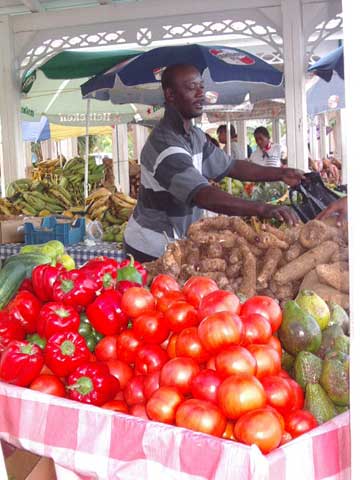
90, 205, 108, 219
49, 189, 72, 208
104, 211, 124, 225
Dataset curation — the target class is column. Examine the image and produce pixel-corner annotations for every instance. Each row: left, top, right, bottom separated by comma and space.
309, 118, 318, 160
272, 118, 281, 144
334, 110, 342, 160
0, 16, 26, 185
235, 120, 247, 158
133, 124, 149, 162
112, 124, 129, 194
339, 109, 347, 184
318, 113, 327, 160
281, 0, 308, 171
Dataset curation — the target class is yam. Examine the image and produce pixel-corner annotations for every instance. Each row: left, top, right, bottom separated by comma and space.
237, 243, 256, 298
199, 258, 226, 273
285, 241, 306, 262
283, 225, 302, 245
262, 224, 286, 242
299, 220, 344, 249
257, 248, 282, 288
238, 237, 263, 257
226, 263, 242, 279
231, 217, 258, 243
331, 247, 349, 263
274, 241, 338, 285
253, 232, 289, 250
316, 262, 349, 293
180, 264, 197, 281
206, 243, 224, 259
269, 280, 297, 301
307, 283, 349, 310
187, 216, 230, 237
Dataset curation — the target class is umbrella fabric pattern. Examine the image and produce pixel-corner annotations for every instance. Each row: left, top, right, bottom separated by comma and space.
308, 46, 344, 82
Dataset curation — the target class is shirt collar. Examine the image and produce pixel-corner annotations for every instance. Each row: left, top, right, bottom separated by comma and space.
161, 104, 193, 135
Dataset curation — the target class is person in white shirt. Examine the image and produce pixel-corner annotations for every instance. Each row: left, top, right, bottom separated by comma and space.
250, 126, 282, 168
217, 124, 245, 160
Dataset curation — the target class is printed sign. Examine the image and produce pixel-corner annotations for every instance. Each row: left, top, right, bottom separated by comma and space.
209, 48, 255, 66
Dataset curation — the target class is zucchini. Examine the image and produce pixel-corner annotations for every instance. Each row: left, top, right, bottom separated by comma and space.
4, 252, 52, 277
0, 262, 27, 309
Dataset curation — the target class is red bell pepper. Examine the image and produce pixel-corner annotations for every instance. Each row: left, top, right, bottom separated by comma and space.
86, 290, 128, 336
0, 310, 25, 353
0, 340, 44, 387
117, 256, 147, 286
18, 278, 34, 294
80, 257, 120, 291
38, 302, 80, 339
32, 264, 65, 302
116, 280, 142, 295
67, 362, 119, 406
7, 291, 42, 334
52, 270, 97, 310
44, 331, 90, 377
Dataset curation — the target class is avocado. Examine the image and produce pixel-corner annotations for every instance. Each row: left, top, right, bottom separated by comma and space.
294, 351, 323, 390
281, 350, 295, 376
305, 383, 337, 424
328, 302, 350, 335
295, 290, 330, 330
336, 405, 349, 414
279, 301, 322, 356
320, 351, 349, 406
316, 325, 344, 359
333, 335, 350, 355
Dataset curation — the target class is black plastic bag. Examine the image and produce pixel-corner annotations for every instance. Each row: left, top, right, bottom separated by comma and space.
289, 172, 340, 223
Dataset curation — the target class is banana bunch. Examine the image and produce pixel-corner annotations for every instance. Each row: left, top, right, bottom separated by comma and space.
0, 198, 20, 216
59, 157, 104, 187
86, 188, 136, 226
32, 159, 61, 181
86, 187, 112, 220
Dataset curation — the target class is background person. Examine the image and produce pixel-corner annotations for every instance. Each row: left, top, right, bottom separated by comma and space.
250, 126, 283, 168
217, 124, 245, 160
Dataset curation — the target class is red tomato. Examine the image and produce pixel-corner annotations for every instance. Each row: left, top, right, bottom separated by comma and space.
234, 408, 283, 454
280, 431, 293, 445
146, 386, 184, 424
175, 327, 210, 363
116, 330, 141, 364
198, 290, 241, 320
182, 276, 219, 308
160, 357, 200, 394
190, 369, 222, 404
198, 311, 244, 354
156, 291, 185, 313
242, 313, 272, 345
166, 333, 178, 359
247, 344, 281, 379
267, 336, 282, 357
143, 370, 160, 400
285, 409, 318, 438
286, 379, 304, 410
95, 335, 118, 362
133, 311, 169, 344
123, 375, 146, 406
217, 374, 266, 419
164, 302, 199, 333
121, 287, 155, 318
206, 357, 216, 370
134, 344, 168, 375
30, 374, 65, 397
150, 274, 181, 299
222, 421, 236, 441
215, 345, 257, 378
130, 404, 149, 419
261, 375, 295, 415
241, 296, 282, 333
106, 359, 134, 390
176, 399, 226, 437
264, 405, 285, 432
278, 369, 291, 379
102, 400, 129, 414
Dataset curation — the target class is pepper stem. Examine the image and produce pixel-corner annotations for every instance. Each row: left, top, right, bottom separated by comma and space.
68, 376, 93, 396
61, 340, 76, 356
61, 279, 74, 293
20, 344, 35, 355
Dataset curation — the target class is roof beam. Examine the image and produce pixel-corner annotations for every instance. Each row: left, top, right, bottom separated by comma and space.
21, 0, 43, 13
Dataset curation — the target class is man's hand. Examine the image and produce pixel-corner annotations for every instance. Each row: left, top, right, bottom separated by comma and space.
263, 204, 300, 227
281, 168, 305, 187
317, 197, 348, 226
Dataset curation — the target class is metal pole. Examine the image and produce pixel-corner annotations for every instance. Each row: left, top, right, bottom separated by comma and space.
84, 98, 90, 200
226, 113, 232, 194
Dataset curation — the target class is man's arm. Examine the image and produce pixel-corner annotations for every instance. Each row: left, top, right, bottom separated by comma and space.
193, 185, 299, 226
228, 160, 303, 186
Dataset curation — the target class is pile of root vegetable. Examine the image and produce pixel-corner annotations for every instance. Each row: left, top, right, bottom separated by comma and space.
145, 216, 349, 308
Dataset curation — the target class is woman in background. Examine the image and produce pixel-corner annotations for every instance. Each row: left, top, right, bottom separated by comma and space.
250, 126, 282, 168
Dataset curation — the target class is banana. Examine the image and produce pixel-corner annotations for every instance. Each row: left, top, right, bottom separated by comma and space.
90, 205, 108, 219
88, 198, 110, 217
86, 188, 112, 205
49, 189, 72, 207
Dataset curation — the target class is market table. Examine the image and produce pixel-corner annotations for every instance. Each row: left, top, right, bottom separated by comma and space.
0, 241, 125, 266
0, 382, 350, 480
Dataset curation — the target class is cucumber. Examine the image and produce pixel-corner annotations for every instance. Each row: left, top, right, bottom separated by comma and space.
4, 252, 53, 277
0, 262, 27, 309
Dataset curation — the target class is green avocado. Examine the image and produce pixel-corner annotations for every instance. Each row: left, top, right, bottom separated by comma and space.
294, 351, 323, 390
320, 351, 349, 406
305, 383, 337, 424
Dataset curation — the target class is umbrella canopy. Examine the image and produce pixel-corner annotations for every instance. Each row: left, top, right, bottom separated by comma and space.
21, 116, 50, 142
308, 46, 344, 82
81, 44, 284, 106
307, 72, 345, 116
204, 100, 285, 123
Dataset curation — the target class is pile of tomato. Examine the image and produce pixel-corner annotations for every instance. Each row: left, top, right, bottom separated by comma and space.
0, 261, 318, 454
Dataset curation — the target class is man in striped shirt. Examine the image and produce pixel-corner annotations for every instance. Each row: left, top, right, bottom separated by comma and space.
124, 64, 302, 261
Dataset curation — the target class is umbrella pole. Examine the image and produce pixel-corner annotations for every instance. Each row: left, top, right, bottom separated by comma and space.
226, 114, 232, 194
84, 98, 90, 200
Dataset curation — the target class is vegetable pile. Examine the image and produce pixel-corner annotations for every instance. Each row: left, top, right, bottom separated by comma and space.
0, 250, 327, 454
145, 216, 349, 308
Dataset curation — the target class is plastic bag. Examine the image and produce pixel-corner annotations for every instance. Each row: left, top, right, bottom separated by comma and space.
85, 220, 103, 245
289, 172, 340, 223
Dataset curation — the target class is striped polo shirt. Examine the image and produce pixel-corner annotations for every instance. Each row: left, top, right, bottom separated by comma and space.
124, 105, 235, 257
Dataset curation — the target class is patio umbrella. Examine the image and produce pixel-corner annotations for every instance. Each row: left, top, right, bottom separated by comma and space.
308, 46, 344, 82
307, 72, 345, 116
81, 44, 284, 106
21, 116, 50, 142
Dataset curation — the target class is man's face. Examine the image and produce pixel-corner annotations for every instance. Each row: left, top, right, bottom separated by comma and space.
165, 67, 205, 119
217, 129, 227, 145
